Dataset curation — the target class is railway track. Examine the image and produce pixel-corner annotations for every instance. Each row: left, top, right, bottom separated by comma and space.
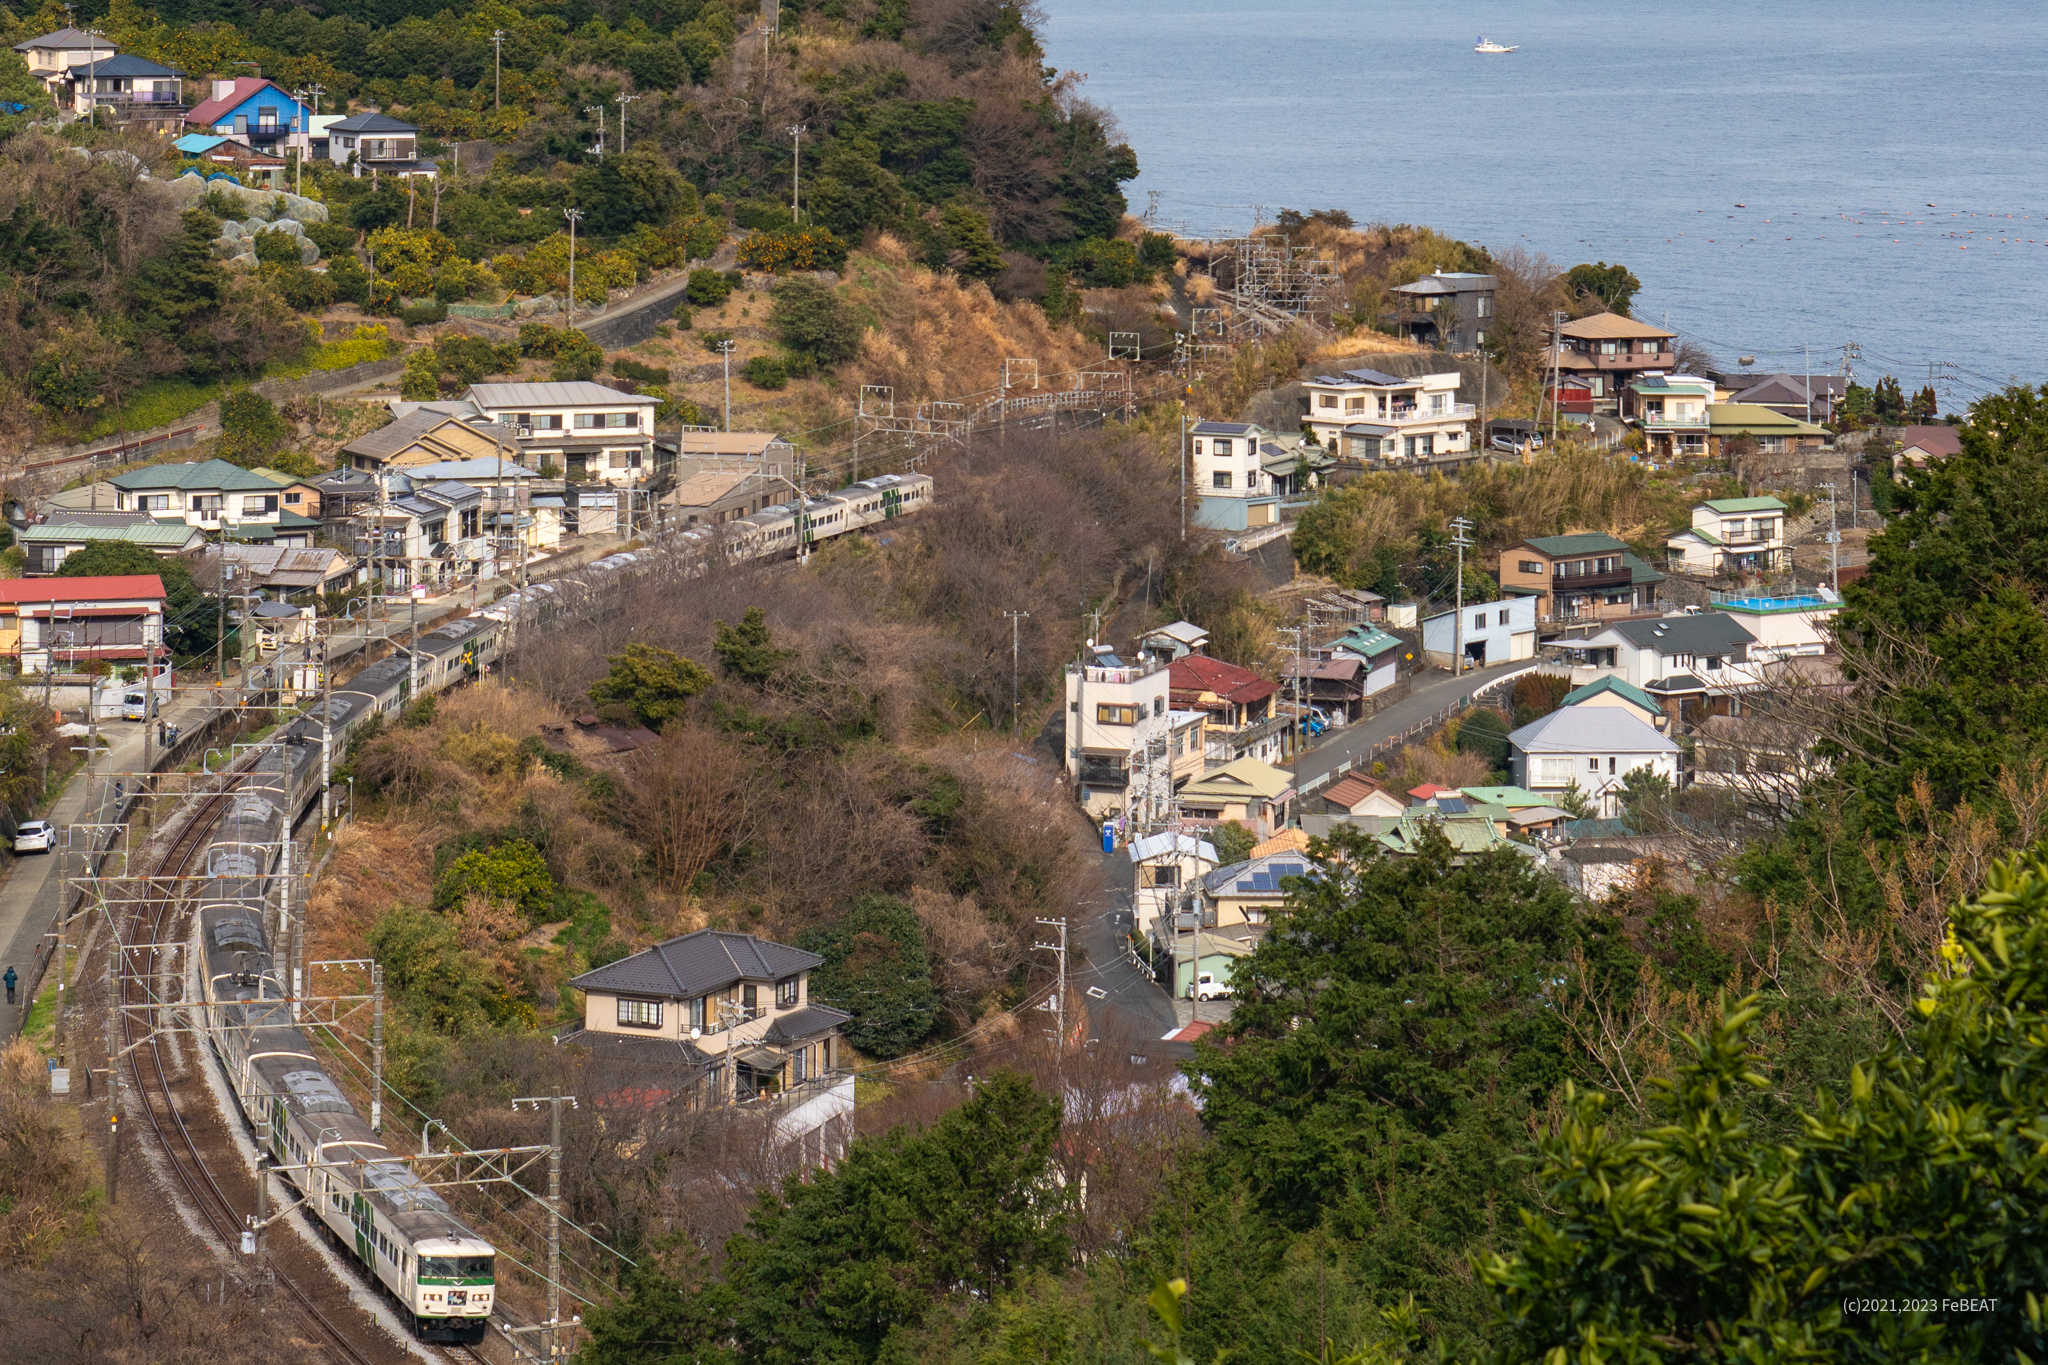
119, 780, 381, 1365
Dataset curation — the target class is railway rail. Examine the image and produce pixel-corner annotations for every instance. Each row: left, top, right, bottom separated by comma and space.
120, 779, 383, 1365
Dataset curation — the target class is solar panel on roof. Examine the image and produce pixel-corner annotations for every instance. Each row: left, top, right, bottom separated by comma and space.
1273, 863, 1306, 876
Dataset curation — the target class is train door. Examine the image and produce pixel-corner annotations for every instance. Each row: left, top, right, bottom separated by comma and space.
881, 489, 901, 519
352, 1194, 374, 1265
272, 1097, 290, 1162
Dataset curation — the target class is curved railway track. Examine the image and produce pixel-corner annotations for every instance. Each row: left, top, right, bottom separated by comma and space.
120, 782, 381, 1365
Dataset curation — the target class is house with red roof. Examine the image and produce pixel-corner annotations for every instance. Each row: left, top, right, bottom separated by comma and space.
0, 575, 167, 675
1895, 423, 1962, 471
184, 78, 312, 155
1170, 653, 1285, 764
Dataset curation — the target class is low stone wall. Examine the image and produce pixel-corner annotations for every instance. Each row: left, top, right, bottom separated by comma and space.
580, 274, 696, 350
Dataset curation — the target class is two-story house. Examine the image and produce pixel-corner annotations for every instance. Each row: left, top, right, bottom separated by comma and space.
1630, 373, 1716, 459
323, 110, 434, 177
1497, 532, 1663, 623
183, 78, 313, 155
0, 574, 167, 676
62, 54, 186, 125
107, 459, 323, 544
1324, 624, 1406, 696
13, 27, 113, 92
1063, 646, 1173, 820
1188, 421, 1282, 531
1508, 705, 1680, 819
341, 409, 525, 475
1177, 757, 1295, 836
1303, 368, 1474, 463
1127, 830, 1219, 943
565, 931, 852, 1149
1421, 596, 1538, 668
466, 382, 659, 485
1543, 611, 1764, 725
1390, 270, 1497, 352
1171, 653, 1284, 765
1728, 373, 1846, 425
19, 519, 204, 575
1665, 496, 1791, 575
1545, 314, 1677, 415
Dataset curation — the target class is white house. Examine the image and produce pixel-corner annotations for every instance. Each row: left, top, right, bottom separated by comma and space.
1138, 620, 1210, 664
12, 27, 115, 91
1302, 368, 1474, 463
464, 382, 659, 486
1326, 624, 1407, 695
1631, 373, 1716, 460
1128, 830, 1219, 941
1665, 496, 1791, 575
1189, 421, 1282, 532
1545, 612, 1760, 690
1421, 597, 1537, 668
1509, 706, 1680, 818
1713, 588, 1840, 660
1063, 647, 1173, 820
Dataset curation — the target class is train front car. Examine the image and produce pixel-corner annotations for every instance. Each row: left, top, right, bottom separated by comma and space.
409, 1234, 497, 1339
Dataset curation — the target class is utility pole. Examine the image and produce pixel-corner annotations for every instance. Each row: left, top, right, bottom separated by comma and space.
716, 339, 736, 430
1003, 610, 1030, 733
492, 29, 505, 112
103, 937, 118, 1200
1819, 480, 1839, 591
512, 1090, 579, 1364
583, 103, 604, 157
1804, 341, 1813, 424
562, 207, 584, 326
216, 551, 229, 684
1279, 625, 1306, 756
615, 91, 639, 154
319, 633, 333, 831
1177, 345, 1190, 542
1450, 516, 1473, 675
1548, 311, 1567, 447
1033, 917, 1068, 1053
370, 961, 384, 1133
786, 123, 807, 222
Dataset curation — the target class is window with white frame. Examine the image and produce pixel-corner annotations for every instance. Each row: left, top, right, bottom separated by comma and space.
617, 997, 662, 1028
1537, 757, 1575, 785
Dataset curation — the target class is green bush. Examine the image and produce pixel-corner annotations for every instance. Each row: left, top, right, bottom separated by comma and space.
433, 838, 556, 923
216, 390, 290, 465
270, 265, 336, 312
399, 300, 447, 327
732, 199, 795, 231
799, 895, 939, 1057
1068, 237, 1140, 288
741, 355, 787, 389
1139, 231, 1176, 272
612, 357, 671, 385
1454, 708, 1511, 770
549, 330, 603, 382
325, 253, 371, 307
304, 222, 357, 259
252, 228, 304, 267
770, 277, 863, 367
685, 268, 731, 307
85, 378, 217, 439
671, 303, 693, 329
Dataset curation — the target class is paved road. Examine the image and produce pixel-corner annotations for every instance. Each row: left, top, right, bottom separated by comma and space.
1071, 842, 1179, 1046
1291, 659, 1531, 793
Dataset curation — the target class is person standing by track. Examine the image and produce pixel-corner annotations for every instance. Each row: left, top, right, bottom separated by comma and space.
4, 964, 16, 1005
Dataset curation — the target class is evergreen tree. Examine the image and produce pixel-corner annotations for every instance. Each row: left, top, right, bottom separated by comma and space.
799, 894, 939, 1057
128, 209, 229, 380
586, 643, 712, 729
712, 606, 793, 686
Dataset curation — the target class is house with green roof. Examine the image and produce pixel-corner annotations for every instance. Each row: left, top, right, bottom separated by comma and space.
1559, 675, 1666, 728
1498, 531, 1662, 624
1666, 494, 1789, 576
1178, 757, 1296, 836
19, 519, 205, 575
104, 459, 324, 545
1705, 405, 1827, 461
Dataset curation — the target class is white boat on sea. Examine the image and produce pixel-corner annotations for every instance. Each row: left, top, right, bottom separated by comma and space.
1474, 37, 1518, 53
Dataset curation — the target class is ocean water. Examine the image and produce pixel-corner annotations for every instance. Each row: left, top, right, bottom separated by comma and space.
1038, 0, 2048, 402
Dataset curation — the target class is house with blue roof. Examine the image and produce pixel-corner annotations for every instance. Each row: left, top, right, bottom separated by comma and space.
62, 54, 183, 124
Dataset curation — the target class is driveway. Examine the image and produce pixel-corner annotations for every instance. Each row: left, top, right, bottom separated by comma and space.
1292, 659, 1530, 793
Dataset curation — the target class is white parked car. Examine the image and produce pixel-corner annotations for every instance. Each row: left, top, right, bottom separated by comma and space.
14, 820, 55, 854
1195, 972, 1233, 1002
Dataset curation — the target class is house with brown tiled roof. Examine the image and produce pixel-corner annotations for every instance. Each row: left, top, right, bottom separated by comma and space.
1895, 423, 1962, 470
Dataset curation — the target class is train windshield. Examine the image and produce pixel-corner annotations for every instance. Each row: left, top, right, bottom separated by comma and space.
420, 1256, 494, 1281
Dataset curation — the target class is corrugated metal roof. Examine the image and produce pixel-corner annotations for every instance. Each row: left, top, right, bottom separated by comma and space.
21, 521, 199, 548
468, 381, 658, 409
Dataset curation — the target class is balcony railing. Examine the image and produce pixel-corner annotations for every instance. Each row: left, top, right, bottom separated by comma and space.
1640, 412, 1710, 430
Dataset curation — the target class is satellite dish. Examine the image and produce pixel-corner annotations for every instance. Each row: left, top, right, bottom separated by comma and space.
689, 1027, 702, 1040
